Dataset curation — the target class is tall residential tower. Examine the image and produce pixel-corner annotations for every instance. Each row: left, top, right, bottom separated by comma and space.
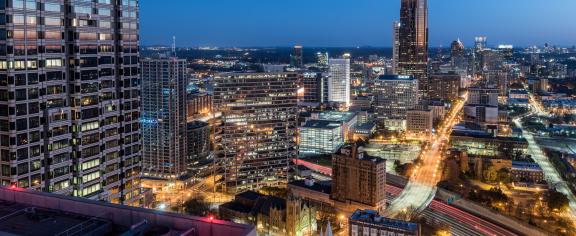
0, 0, 141, 205
141, 57, 188, 180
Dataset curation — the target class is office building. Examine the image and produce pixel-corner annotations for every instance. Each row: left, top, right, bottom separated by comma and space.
328, 58, 351, 106
483, 70, 508, 97
350, 210, 421, 236
311, 111, 358, 142
291, 45, 303, 68
374, 75, 419, 122
511, 161, 544, 183
406, 109, 433, 140
332, 144, 386, 213
213, 73, 298, 193
428, 73, 461, 101
299, 120, 344, 155
141, 57, 188, 180
398, 0, 429, 95
392, 21, 401, 74
450, 39, 467, 69
300, 72, 324, 105
468, 86, 499, 106
0, 0, 141, 205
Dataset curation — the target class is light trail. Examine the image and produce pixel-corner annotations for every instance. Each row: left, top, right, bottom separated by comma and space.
386, 92, 468, 217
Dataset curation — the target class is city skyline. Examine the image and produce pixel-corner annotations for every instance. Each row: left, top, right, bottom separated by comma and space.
140, 0, 576, 47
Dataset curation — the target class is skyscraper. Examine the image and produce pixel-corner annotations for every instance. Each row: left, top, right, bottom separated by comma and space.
213, 72, 298, 193
291, 45, 303, 68
328, 58, 351, 106
398, 0, 429, 96
141, 57, 188, 180
450, 39, 466, 69
392, 21, 401, 75
0, 0, 141, 205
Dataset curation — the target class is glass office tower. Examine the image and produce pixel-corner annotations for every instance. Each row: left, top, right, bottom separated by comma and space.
0, 0, 141, 206
398, 0, 429, 96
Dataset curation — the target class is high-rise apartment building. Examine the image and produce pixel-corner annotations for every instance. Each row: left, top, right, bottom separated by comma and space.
213, 72, 298, 193
141, 57, 188, 180
398, 0, 429, 95
0, 0, 141, 205
327, 58, 351, 106
374, 75, 419, 122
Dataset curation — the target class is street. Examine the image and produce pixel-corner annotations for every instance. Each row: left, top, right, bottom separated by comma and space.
386, 93, 468, 217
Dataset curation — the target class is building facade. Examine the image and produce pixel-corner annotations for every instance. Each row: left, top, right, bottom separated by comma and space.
187, 92, 212, 121
0, 0, 141, 205
392, 21, 401, 75
428, 73, 461, 102
327, 58, 351, 106
187, 121, 211, 167
213, 73, 298, 193
374, 75, 419, 122
141, 57, 188, 180
406, 109, 433, 140
299, 120, 343, 155
331, 144, 386, 213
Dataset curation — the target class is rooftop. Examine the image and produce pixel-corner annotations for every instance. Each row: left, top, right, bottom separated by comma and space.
0, 187, 255, 236
376, 75, 416, 81
301, 120, 342, 129
350, 209, 420, 232
512, 161, 543, 171
315, 111, 357, 123
289, 180, 332, 194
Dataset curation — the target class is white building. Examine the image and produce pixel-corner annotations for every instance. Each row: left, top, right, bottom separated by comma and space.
328, 58, 351, 106
300, 120, 344, 155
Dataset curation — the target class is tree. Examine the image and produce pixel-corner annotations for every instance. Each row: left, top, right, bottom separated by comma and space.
183, 196, 212, 217
482, 166, 498, 183
497, 168, 512, 184
547, 190, 569, 212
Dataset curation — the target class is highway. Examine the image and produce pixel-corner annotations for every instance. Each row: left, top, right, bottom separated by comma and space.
514, 94, 576, 221
386, 185, 519, 236
386, 93, 468, 217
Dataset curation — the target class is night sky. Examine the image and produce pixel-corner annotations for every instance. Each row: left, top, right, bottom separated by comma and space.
140, 0, 576, 48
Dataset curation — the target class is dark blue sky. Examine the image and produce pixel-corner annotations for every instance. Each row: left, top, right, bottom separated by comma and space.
140, 0, 576, 48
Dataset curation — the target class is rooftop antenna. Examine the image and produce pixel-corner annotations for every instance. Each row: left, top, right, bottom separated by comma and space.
172, 36, 176, 57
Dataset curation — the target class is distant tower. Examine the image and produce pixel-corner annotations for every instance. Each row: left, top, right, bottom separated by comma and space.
172, 36, 176, 56
392, 21, 401, 75
291, 45, 304, 68
398, 0, 429, 97
450, 39, 466, 68
328, 58, 351, 106
474, 36, 487, 51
